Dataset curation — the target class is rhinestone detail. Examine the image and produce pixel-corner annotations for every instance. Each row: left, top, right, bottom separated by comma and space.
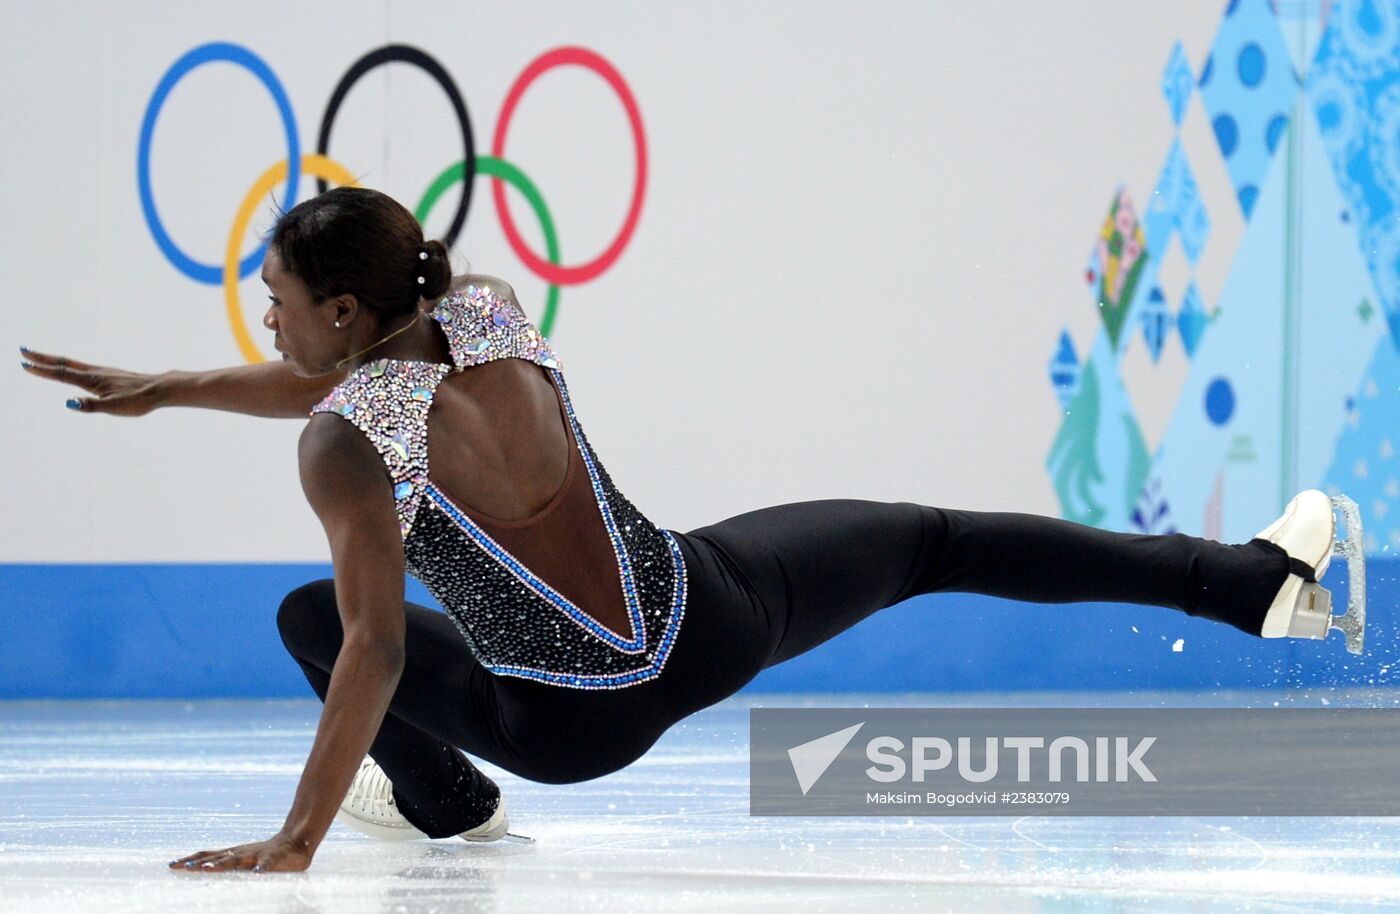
309, 285, 686, 689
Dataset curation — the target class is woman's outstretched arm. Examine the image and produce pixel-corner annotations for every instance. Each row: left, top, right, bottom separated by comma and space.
19, 347, 346, 418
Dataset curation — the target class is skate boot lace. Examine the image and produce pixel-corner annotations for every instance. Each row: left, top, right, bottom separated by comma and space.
341, 756, 511, 839
343, 757, 407, 823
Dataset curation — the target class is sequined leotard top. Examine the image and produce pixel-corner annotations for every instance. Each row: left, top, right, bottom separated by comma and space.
310, 284, 688, 689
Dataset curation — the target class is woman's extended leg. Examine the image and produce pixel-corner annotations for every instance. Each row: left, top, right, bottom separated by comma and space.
276, 579, 512, 838
682, 499, 1291, 668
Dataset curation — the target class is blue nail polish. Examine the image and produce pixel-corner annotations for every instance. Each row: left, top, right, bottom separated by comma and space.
184, 861, 194, 868
65, 399, 80, 410
21, 361, 32, 369
19, 345, 29, 353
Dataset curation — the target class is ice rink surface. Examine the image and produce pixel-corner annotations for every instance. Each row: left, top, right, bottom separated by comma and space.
4, 690, 1400, 913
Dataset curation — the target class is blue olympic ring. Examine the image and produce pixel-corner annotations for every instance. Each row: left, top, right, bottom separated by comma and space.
137, 42, 300, 284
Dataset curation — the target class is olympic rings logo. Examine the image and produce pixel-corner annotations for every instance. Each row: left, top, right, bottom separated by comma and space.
137, 42, 647, 363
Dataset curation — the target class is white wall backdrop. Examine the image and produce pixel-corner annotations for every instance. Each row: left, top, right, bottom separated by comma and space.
1, 1, 1242, 562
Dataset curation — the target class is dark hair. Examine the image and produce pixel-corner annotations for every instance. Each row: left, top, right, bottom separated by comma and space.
268, 186, 455, 320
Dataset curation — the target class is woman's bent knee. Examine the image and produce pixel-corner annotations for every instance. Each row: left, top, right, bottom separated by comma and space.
276, 579, 338, 654
514, 753, 634, 785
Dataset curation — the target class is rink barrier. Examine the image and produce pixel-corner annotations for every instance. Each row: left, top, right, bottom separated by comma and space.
0, 559, 1392, 698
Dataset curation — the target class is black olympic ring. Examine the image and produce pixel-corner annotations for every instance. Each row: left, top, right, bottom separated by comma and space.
315, 45, 477, 250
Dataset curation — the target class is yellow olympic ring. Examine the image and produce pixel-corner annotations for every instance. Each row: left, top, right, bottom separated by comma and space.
223, 154, 359, 363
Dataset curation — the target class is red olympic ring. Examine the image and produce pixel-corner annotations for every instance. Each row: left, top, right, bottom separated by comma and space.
491, 46, 647, 286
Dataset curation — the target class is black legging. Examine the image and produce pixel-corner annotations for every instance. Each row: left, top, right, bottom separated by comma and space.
277, 499, 1291, 837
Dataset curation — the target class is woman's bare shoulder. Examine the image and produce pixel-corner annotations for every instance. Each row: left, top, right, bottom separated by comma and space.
297, 412, 395, 514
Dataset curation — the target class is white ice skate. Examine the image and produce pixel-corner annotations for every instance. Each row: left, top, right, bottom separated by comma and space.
1252, 489, 1366, 653
334, 756, 532, 843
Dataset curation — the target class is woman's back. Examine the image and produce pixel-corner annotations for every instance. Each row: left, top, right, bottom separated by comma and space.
310, 282, 689, 690
427, 356, 570, 523
370, 273, 571, 524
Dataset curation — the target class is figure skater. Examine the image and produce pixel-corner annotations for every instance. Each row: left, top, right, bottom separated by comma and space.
20, 186, 1364, 873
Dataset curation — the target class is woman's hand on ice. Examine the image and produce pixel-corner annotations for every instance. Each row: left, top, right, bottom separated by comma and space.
169, 831, 314, 873
19, 347, 165, 416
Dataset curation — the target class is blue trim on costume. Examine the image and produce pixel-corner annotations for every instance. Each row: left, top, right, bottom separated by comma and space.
480, 530, 689, 689
424, 483, 647, 654
550, 369, 646, 619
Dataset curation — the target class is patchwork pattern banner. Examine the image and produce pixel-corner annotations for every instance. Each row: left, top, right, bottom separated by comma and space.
1048, 0, 1400, 556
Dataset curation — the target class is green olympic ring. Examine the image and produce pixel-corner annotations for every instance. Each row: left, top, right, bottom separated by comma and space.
417, 156, 561, 339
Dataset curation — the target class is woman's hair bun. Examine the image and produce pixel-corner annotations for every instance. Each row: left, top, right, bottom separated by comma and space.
269, 186, 459, 319
419, 239, 452, 300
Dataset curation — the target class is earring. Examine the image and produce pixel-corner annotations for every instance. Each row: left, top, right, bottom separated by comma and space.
334, 320, 342, 328
419, 251, 429, 261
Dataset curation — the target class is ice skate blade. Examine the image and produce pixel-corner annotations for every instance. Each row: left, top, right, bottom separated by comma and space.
500, 831, 535, 844
1327, 494, 1366, 656
1290, 582, 1331, 639
456, 795, 513, 842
